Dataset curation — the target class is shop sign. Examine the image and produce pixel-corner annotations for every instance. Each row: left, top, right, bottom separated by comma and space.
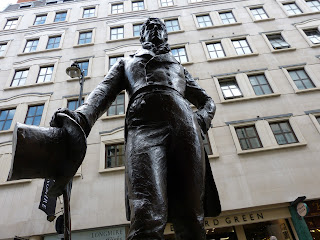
164, 207, 291, 234
44, 226, 126, 240
297, 202, 309, 217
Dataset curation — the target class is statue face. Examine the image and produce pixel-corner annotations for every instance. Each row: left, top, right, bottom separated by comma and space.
142, 19, 167, 45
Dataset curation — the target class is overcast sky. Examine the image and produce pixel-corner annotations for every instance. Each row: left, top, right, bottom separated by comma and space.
0, 0, 18, 11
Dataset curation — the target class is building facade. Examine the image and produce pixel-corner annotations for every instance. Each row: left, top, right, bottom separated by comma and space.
0, 0, 320, 239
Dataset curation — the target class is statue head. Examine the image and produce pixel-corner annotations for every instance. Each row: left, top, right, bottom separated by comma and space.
140, 18, 168, 45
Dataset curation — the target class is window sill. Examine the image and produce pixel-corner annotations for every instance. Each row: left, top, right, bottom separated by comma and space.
295, 87, 320, 94
208, 153, 219, 159
208, 52, 259, 62
237, 141, 307, 155
4, 81, 54, 91
106, 37, 138, 43
37, 47, 62, 53
288, 11, 320, 18
311, 43, 320, 48
253, 17, 275, 23
79, 16, 97, 21
101, 114, 125, 120
0, 179, 32, 186
159, 5, 177, 9
271, 47, 296, 53
73, 42, 94, 48
99, 166, 125, 173
181, 61, 194, 66
0, 130, 13, 135
168, 30, 185, 35
221, 93, 281, 104
17, 51, 39, 56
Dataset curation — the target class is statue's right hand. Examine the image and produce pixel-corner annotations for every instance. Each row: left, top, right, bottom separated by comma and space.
50, 108, 78, 128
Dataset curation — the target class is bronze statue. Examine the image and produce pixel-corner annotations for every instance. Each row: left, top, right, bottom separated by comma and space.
10, 18, 221, 239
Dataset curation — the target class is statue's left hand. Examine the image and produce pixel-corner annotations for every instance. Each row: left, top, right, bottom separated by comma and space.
50, 108, 80, 128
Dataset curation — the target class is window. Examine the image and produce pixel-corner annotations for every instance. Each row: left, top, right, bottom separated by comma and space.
196, 15, 212, 27
4, 19, 18, 30
236, 126, 262, 150
248, 74, 273, 95
219, 78, 243, 99
111, 3, 124, 14
250, 7, 269, 20
0, 109, 16, 131
109, 56, 123, 69
203, 134, 213, 155
37, 66, 54, 83
288, 69, 315, 90
47, 36, 61, 49
132, 1, 144, 11
306, 0, 320, 11
270, 121, 298, 145
171, 47, 188, 63
77, 61, 89, 77
25, 105, 44, 126
11, 70, 28, 86
83, 7, 95, 18
219, 12, 236, 24
0, 43, 7, 56
232, 39, 252, 55
34, 15, 47, 25
165, 19, 180, 32
54, 12, 67, 22
110, 27, 124, 40
78, 31, 92, 44
283, 3, 302, 15
107, 93, 125, 116
207, 42, 225, 59
24, 39, 39, 53
267, 34, 290, 49
304, 29, 320, 44
67, 99, 84, 110
160, 0, 174, 7
133, 24, 142, 37
105, 144, 125, 168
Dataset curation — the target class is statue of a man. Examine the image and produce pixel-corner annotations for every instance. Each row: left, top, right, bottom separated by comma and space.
51, 18, 221, 240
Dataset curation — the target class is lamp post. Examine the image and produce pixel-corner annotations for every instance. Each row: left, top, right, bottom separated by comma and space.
60, 62, 85, 240
66, 62, 85, 108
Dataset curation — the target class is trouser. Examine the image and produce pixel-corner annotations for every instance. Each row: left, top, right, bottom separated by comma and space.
125, 89, 206, 240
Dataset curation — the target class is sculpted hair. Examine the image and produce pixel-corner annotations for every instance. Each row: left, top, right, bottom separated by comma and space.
140, 18, 168, 43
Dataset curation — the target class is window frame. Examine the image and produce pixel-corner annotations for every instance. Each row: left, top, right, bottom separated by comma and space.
301, 28, 320, 47
34, 14, 47, 25
170, 45, 190, 64
159, 0, 174, 7
4, 18, 19, 30
11, 69, 29, 87
132, 23, 143, 37
219, 11, 237, 25
24, 104, 45, 126
108, 55, 124, 71
218, 77, 243, 100
82, 7, 96, 18
235, 125, 263, 150
267, 34, 291, 50
74, 29, 96, 47
106, 93, 125, 117
262, 31, 295, 53
0, 108, 16, 131
110, 26, 124, 40
164, 18, 181, 33
195, 14, 213, 28
68, 57, 93, 80
111, 3, 124, 14
306, 0, 320, 12
23, 38, 39, 53
281, 65, 319, 93
37, 65, 54, 83
132, 0, 145, 11
205, 41, 226, 59
231, 38, 253, 55
0, 41, 11, 58
269, 121, 299, 145
100, 128, 125, 173
282, 2, 303, 16
54, 11, 68, 22
46, 35, 62, 50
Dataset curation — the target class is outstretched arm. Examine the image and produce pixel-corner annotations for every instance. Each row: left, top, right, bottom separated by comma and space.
50, 59, 126, 136
184, 68, 216, 134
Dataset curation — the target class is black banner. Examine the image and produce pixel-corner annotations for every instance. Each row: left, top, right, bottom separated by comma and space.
39, 178, 57, 218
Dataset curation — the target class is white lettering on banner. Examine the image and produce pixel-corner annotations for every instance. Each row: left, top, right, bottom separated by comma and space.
44, 227, 126, 240
164, 207, 291, 234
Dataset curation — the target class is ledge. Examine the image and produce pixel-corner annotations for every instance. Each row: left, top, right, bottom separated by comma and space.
208, 52, 259, 62
253, 17, 275, 23
237, 141, 307, 155
0, 130, 13, 135
4, 81, 54, 91
67, 76, 90, 82
0, 179, 32, 186
295, 87, 320, 94
99, 166, 125, 173
221, 93, 281, 104
271, 47, 296, 53
168, 30, 185, 35
101, 114, 125, 120
181, 61, 193, 66
73, 42, 94, 48
288, 11, 320, 18
311, 44, 320, 48
17, 51, 39, 56
208, 154, 219, 159
106, 37, 138, 43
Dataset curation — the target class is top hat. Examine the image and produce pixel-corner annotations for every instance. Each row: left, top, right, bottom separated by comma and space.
8, 113, 87, 197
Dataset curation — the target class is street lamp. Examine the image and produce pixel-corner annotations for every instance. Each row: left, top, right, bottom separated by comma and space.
66, 62, 85, 108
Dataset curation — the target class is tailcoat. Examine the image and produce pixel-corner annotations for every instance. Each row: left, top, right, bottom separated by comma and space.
75, 48, 221, 235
